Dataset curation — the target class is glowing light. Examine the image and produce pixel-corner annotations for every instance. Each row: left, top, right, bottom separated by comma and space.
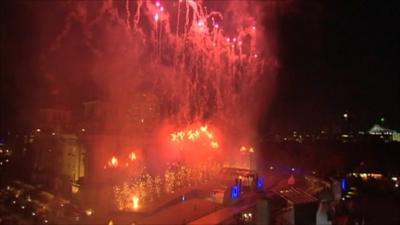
111, 157, 118, 165
36, 128, 41, 132
129, 152, 137, 161
160, 7, 164, 12
370, 173, 383, 179
113, 162, 222, 210
240, 146, 246, 152
108, 156, 118, 168
210, 141, 219, 149
248, 147, 254, 153
257, 176, 264, 190
341, 178, 347, 191
52, 132, 56, 135
252, 26, 256, 30
231, 185, 240, 199
81, 128, 86, 132
197, 20, 204, 27
170, 124, 220, 151
391, 177, 398, 181
85, 209, 93, 216
132, 196, 139, 209
242, 212, 253, 222
72, 184, 80, 194
45, 0, 272, 211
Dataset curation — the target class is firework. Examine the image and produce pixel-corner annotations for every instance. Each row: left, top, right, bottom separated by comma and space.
113, 161, 222, 210
42, 0, 276, 212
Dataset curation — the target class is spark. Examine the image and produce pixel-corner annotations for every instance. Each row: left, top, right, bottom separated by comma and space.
108, 156, 118, 168
197, 20, 204, 27
210, 141, 219, 149
129, 152, 137, 161
170, 124, 220, 150
132, 195, 139, 209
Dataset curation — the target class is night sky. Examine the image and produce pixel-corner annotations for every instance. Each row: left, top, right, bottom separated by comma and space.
265, 0, 400, 132
1, 0, 399, 133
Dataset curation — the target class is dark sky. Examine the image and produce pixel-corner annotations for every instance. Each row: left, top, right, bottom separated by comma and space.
1, 0, 399, 133
265, 0, 400, 132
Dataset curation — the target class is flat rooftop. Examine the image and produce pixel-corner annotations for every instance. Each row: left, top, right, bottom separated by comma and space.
137, 198, 220, 225
277, 187, 318, 205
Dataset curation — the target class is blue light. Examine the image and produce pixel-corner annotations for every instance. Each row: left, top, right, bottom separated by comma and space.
231, 184, 240, 199
257, 176, 264, 190
341, 178, 347, 191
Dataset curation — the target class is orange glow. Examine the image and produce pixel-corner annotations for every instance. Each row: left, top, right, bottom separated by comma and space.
240, 146, 255, 153
210, 141, 219, 149
132, 195, 139, 209
108, 156, 118, 168
129, 152, 137, 161
170, 124, 220, 150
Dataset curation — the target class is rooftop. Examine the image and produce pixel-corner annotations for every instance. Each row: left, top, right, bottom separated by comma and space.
276, 187, 318, 205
